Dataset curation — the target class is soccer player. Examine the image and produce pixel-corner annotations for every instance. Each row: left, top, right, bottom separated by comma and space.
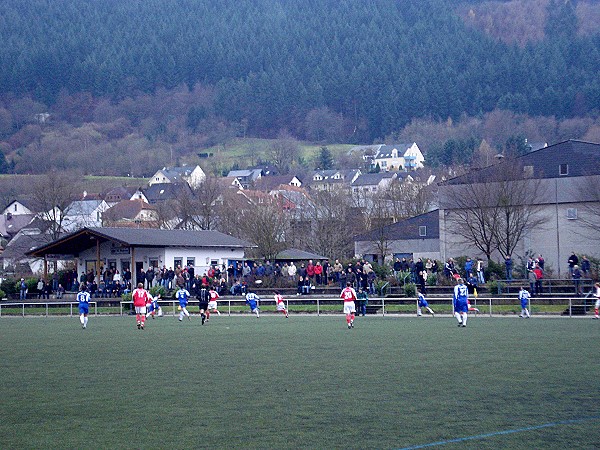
177, 285, 191, 322
340, 281, 357, 329
196, 284, 210, 324
417, 288, 435, 317
132, 282, 150, 330
245, 291, 260, 318
593, 282, 600, 319
145, 293, 163, 319
518, 286, 531, 318
453, 278, 469, 327
77, 284, 91, 329
274, 290, 288, 318
207, 287, 221, 319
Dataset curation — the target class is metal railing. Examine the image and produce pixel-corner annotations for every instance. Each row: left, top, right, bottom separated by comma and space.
0, 301, 98, 317
0, 296, 594, 318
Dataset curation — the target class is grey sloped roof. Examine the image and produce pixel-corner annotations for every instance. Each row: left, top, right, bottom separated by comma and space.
275, 248, 328, 261
351, 172, 395, 187
0, 214, 35, 239
444, 140, 600, 185
354, 210, 439, 241
375, 144, 412, 158
143, 182, 191, 203
26, 227, 253, 257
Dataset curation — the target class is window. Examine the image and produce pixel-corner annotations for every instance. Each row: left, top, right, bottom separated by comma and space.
523, 165, 533, 177
566, 208, 577, 220
419, 226, 427, 237
559, 164, 569, 176
186, 258, 195, 267
174, 257, 183, 269
14, 204, 17, 212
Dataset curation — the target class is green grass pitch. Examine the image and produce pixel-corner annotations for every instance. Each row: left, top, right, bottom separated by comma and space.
0, 314, 599, 449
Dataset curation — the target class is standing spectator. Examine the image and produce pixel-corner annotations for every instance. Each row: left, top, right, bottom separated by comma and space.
19, 278, 27, 300
415, 258, 424, 281
314, 261, 323, 285
52, 272, 59, 292
340, 282, 357, 329
346, 267, 356, 289
77, 284, 91, 329
572, 265, 582, 296
367, 270, 376, 295
306, 260, 315, 284
356, 286, 368, 317
533, 264, 544, 296
242, 262, 251, 282
322, 259, 330, 285
264, 261, 274, 279
227, 264, 235, 282
505, 256, 513, 282
393, 258, 402, 280
453, 278, 469, 327
298, 263, 307, 281
37, 279, 45, 299
132, 283, 150, 330
333, 259, 343, 284
476, 258, 485, 284
593, 282, 600, 319
526, 257, 535, 272
528, 269, 537, 296
568, 252, 579, 277
145, 267, 155, 289
338, 268, 347, 290
464, 257, 474, 278
581, 256, 591, 277
288, 262, 297, 282
536, 254, 545, 270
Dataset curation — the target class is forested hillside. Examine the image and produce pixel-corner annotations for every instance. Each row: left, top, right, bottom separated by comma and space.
0, 0, 599, 176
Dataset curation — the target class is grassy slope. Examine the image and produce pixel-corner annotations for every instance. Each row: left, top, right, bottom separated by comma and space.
0, 316, 598, 449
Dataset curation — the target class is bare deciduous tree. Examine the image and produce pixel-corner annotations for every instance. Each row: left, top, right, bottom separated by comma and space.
268, 131, 299, 174
30, 171, 78, 241
441, 159, 545, 260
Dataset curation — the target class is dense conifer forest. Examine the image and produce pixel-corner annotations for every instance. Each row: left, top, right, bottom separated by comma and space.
0, 0, 599, 175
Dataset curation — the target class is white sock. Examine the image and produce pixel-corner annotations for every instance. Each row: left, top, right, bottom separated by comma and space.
454, 312, 462, 322
184, 308, 190, 317
216, 310, 221, 315
179, 311, 184, 320
84, 317, 88, 327
80, 314, 85, 325
417, 308, 422, 315
427, 307, 434, 315
525, 309, 530, 317
462, 313, 468, 325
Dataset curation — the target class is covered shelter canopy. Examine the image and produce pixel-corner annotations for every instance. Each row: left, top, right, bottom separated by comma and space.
275, 248, 329, 262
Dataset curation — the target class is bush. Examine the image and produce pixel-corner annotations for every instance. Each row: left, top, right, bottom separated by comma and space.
149, 285, 167, 298
404, 283, 416, 298
0, 289, 5, 299
1, 278, 17, 296
485, 260, 505, 281
487, 280, 506, 295
426, 273, 437, 286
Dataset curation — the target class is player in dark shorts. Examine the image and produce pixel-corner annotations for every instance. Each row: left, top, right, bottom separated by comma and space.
196, 284, 210, 325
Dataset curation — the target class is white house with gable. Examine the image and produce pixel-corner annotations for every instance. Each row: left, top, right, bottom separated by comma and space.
371, 143, 424, 172
149, 165, 206, 188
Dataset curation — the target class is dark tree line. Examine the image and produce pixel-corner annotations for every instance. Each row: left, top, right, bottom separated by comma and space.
0, 0, 599, 145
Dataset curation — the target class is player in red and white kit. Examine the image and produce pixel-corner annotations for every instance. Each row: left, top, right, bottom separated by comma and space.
207, 288, 221, 320
340, 282, 357, 329
132, 283, 150, 330
274, 290, 288, 318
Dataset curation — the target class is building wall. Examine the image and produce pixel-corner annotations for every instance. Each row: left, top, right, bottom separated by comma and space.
76, 241, 245, 280
355, 238, 441, 264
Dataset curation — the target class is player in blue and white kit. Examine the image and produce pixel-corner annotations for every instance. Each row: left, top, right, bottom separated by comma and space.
453, 278, 469, 327
77, 284, 91, 329
417, 288, 435, 317
245, 291, 260, 318
145, 293, 163, 319
518, 286, 531, 318
177, 286, 191, 322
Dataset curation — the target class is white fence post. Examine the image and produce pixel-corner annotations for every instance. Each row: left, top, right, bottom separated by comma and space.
382, 297, 385, 316
569, 298, 572, 317
317, 297, 320, 316
489, 298, 492, 317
